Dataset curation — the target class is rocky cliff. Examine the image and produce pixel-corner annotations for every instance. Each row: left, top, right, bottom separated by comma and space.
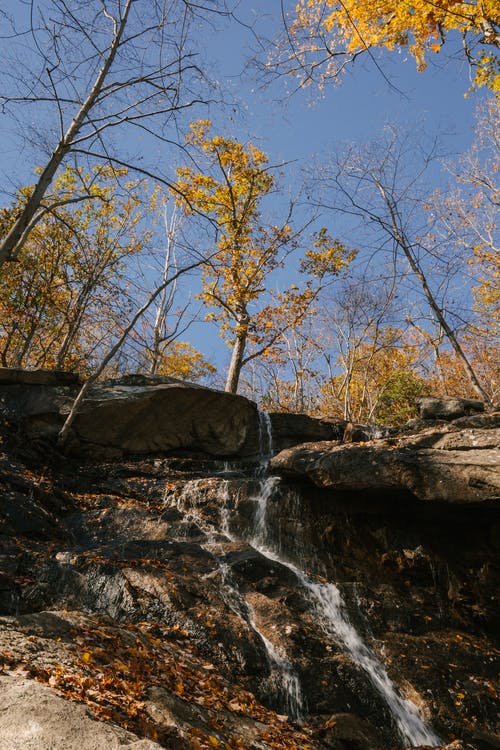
0, 370, 498, 750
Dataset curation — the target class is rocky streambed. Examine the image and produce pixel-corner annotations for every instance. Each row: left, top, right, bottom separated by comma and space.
0, 370, 498, 750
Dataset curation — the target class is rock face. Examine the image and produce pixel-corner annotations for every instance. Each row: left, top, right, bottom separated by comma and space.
268, 412, 345, 452
270, 424, 500, 505
0, 373, 262, 458
0, 371, 346, 460
0, 377, 499, 750
0, 675, 162, 750
417, 396, 485, 421
0, 366, 82, 386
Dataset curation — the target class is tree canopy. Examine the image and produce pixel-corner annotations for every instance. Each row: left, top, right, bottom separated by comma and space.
287, 0, 500, 93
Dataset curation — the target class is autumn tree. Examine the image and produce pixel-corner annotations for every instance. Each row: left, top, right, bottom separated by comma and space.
0, 0, 230, 266
175, 121, 355, 394
282, 0, 499, 93
148, 341, 216, 383
319, 320, 429, 425
0, 164, 152, 371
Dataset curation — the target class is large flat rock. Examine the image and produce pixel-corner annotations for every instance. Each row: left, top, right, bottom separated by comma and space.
270, 427, 500, 504
0, 371, 358, 460
0, 375, 262, 458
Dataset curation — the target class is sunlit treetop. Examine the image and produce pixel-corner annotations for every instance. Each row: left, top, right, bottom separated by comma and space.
288, 0, 500, 94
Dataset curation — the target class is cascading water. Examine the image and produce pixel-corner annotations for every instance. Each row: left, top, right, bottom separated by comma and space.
163, 469, 304, 722
163, 409, 441, 744
247, 603, 305, 722
247, 410, 441, 747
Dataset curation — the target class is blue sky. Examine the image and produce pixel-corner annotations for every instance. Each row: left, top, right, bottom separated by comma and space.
180, 5, 488, 373
0, 1, 490, 381
201, 3, 483, 164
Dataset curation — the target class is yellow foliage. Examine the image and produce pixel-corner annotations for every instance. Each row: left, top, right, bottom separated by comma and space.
289, 0, 500, 92
173, 122, 288, 348
318, 327, 429, 423
0, 164, 153, 371
152, 341, 216, 382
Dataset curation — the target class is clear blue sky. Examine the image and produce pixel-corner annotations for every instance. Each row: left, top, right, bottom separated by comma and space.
0, 1, 489, 380
201, 3, 483, 167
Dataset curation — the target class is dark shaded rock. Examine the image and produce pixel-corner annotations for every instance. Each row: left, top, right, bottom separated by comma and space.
417, 397, 484, 421
0, 379, 262, 458
452, 411, 500, 430
225, 546, 299, 588
343, 423, 371, 443
268, 412, 344, 452
0, 366, 82, 386
1, 394, 498, 750
312, 713, 385, 750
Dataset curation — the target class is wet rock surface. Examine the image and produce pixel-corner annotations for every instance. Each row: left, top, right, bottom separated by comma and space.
0, 391, 498, 749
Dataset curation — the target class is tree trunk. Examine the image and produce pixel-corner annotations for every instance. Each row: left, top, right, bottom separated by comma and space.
225, 312, 249, 394
0, 0, 133, 265
374, 178, 491, 404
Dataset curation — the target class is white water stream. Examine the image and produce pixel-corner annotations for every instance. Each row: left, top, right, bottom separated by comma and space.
247, 411, 441, 747
165, 474, 304, 721
164, 411, 441, 744
250, 477, 441, 747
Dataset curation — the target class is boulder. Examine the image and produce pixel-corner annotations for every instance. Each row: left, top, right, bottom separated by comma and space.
0, 675, 162, 750
417, 397, 484, 421
268, 412, 344, 452
0, 375, 262, 459
270, 427, 500, 504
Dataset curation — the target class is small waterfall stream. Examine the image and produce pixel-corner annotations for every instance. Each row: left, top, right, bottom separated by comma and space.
166, 474, 305, 722
249, 476, 441, 747
245, 410, 441, 747
164, 410, 441, 744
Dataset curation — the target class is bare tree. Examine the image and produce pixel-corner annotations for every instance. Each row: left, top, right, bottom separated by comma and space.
319, 274, 399, 421
0, 0, 232, 265
314, 128, 491, 403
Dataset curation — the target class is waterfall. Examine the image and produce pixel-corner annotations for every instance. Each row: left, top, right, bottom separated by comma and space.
164, 473, 304, 722
247, 603, 304, 722
162, 409, 441, 744
248, 461, 442, 747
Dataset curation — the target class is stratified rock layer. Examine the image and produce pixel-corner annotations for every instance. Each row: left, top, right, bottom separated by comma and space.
270, 425, 500, 504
